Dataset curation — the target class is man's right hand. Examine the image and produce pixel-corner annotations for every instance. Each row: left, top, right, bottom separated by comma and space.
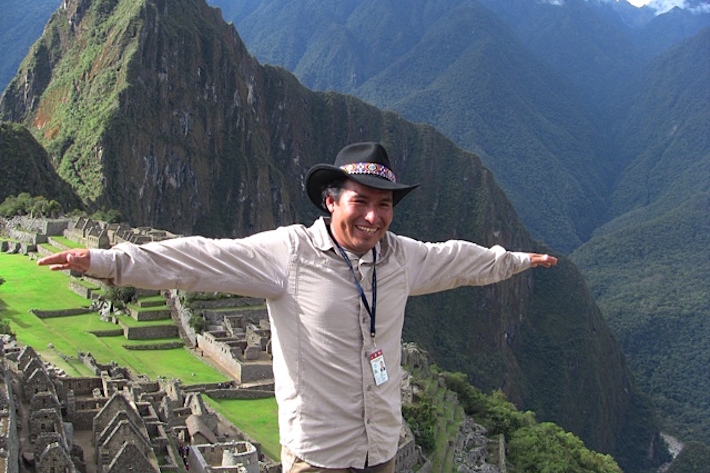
37, 248, 91, 273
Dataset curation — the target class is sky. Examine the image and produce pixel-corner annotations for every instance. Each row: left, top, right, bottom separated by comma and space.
624, 0, 710, 14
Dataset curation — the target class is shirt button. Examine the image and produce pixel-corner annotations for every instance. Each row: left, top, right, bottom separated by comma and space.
362, 317, 368, 323
367, 385, 372, 391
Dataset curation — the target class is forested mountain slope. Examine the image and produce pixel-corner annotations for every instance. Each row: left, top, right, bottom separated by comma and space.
477, 0, 642, 106
571, 28, 710, 444
0, 122, 82, 210
0, 0, 666, 470
213, 0, 610, 253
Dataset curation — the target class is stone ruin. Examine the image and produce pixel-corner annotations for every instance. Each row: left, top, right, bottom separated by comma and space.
187, 297, 275, 387
63, 217, 181, 249
0, 337, 280, 473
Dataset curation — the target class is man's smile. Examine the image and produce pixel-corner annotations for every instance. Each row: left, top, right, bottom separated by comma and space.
356, 225, 378, 234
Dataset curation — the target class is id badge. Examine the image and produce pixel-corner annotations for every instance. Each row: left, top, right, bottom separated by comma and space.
369, 348, 388, 386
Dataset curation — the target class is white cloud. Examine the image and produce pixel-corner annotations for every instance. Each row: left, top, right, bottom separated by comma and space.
646, 0, 687, 14
626, 0, 710, 14
689, 3, 710, 13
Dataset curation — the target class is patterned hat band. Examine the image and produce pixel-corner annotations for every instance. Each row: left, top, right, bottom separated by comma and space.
339, 162, 397, 183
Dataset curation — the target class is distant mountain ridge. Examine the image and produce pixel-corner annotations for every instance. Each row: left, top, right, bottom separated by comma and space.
213, 0, 709, 254
0, 0, 667, 470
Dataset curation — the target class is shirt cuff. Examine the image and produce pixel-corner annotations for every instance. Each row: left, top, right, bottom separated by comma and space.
88, 249, 114, 279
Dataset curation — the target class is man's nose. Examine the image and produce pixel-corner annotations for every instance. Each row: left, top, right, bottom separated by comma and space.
364, 206, 378, 222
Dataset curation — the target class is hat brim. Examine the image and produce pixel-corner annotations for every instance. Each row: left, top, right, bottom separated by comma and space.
305, 164, 419, 212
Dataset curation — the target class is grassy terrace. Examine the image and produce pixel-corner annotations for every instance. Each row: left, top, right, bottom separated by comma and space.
120, 311, 175, 326
0, 247, 281, 459
206, 397, 280, 461
0, 251, 228, 383
137, 295, 167, 304
416, 366, 465, 471
49, 235, 84, 249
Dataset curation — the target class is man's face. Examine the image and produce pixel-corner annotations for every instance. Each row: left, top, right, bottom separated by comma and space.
326, 179, 394, 254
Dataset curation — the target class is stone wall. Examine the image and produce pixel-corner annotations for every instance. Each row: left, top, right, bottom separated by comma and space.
395, 425, 418, 473
203, 389, 274, 400
128, 306, 171, 321
69, 409, 99, 430
61, 377, 103, 395
36, 245, 55, 258
169, 290, 198, 346
123, 325, 179, 340
189, 441, 259, 473
6, 227, 44, 244
197, 333, 244, 382
124, 342, 184, 350
31, 308, 93, 319
90, 329, 124, 337
12, 217, 70, 236
182, 296, 264, 310
1, 368, 20, 473
68, 279, 96, 299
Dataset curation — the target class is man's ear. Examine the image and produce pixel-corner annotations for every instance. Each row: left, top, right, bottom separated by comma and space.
325, 194, 336, 213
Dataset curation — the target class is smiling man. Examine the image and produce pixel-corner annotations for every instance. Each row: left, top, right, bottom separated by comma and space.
38, 141, 557, 473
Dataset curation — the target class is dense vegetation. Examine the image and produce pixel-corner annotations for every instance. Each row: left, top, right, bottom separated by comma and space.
666, 442, 710, 473
572, 195, 710, 442
572, 29, 710, 444
0, 192, 122, 224
430, 370, 622, 472
0, 193, 62, 218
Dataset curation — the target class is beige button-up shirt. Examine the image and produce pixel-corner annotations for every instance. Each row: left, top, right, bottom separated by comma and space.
88, 217, 530, 468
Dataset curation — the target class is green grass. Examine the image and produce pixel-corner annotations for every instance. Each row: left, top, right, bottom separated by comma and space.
49, 235, 84, 249
0, 252, 228, 384
119, 312, 175, 326
411, 366, 463, 471
206, 396, 280, 461
39, 242, 61, 253
71, 276, 101, 289
138, 295, 166, 304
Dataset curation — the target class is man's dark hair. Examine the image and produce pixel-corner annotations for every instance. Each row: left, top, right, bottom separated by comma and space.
321, 177, 348, 211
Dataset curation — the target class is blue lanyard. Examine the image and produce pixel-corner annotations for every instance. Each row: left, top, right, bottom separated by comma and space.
334, 242, 378, 339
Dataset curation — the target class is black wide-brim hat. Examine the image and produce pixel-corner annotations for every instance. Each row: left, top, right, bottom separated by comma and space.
305, 142, 420, 212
